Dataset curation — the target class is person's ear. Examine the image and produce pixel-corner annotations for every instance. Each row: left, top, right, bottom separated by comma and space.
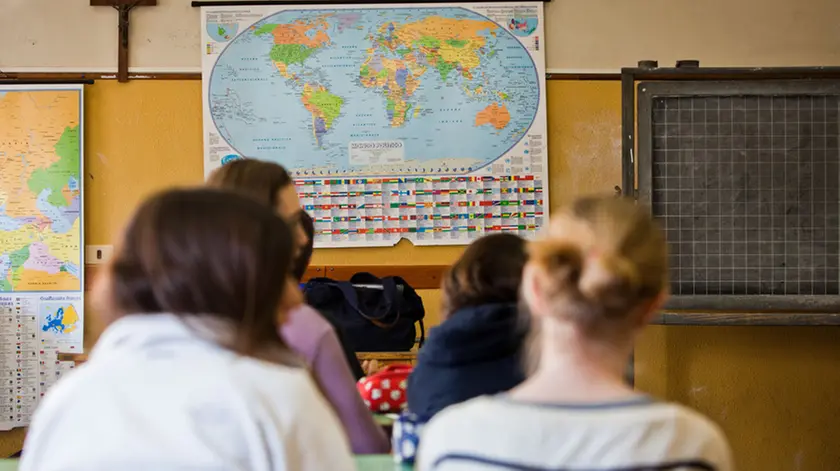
522, 264, 550, 318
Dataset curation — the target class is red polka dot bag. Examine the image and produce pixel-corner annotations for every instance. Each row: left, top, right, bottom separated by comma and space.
357, 364, 412, 413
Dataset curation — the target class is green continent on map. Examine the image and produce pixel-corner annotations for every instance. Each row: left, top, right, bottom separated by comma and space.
8, 245, 30, 286
254, 18, 331, 78
435, 61, 455, 81
253, 23, 277, 36
270, 44, 316, 66
27, 125, 80, 207
301, 83, 344, 146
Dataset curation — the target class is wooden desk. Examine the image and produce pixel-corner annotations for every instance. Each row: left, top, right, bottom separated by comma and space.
355, 455, 412, 470
357, 352, 417, 367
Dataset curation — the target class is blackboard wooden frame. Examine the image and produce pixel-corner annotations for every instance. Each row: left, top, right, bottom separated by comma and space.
637, 80, 840, 313
620, 67, 840, 200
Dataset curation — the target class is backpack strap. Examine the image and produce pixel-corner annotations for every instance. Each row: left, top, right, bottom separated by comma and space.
417, 319, 425, 348
335, 280, 401, 329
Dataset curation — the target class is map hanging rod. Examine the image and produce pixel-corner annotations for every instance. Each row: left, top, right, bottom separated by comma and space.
0, 79, 95, 85
193, 0, 550, 6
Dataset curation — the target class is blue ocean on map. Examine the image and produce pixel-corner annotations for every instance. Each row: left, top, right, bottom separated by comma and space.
208, 7, 540, 176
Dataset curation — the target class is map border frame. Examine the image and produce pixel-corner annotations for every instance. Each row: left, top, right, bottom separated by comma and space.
0, 84, 85, 295
205, 4, 543, 179
200, 2, 548, 248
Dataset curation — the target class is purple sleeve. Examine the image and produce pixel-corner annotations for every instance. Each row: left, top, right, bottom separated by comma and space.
311, 328, 390, 454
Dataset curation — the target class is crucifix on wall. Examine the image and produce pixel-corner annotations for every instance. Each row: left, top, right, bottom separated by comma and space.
91, 0, 157, 82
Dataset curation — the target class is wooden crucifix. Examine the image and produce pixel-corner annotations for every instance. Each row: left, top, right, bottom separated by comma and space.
91, 0, 157, 82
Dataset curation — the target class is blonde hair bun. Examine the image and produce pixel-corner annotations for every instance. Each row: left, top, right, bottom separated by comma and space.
527, 196, 668, 334
578, 252, 641, 313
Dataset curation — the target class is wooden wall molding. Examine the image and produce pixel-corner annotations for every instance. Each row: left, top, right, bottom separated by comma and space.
2, 72, 608, 82
84, 264, 448, 291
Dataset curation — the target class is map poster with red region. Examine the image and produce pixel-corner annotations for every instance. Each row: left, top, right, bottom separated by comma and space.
201, 2, 547, 248
0, 84, 84, 430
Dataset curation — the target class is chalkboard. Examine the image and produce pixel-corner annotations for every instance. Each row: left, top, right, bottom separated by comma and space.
637, 81, 840, 311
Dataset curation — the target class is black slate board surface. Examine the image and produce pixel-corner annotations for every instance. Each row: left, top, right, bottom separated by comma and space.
638, 82, 840, 308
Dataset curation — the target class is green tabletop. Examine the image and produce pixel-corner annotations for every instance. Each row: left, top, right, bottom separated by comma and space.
0, 459, 17, 471
355, 454, 413, 470
373, 413, 397, 426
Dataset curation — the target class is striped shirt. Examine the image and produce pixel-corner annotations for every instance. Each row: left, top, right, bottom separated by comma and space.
417, 395, 733, 471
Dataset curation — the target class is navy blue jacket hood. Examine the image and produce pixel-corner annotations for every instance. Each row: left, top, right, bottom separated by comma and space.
407, 303, 526, 420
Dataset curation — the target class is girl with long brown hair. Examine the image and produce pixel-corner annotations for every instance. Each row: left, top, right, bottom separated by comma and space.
207, 159, 389, 454
20, 189, 354, 471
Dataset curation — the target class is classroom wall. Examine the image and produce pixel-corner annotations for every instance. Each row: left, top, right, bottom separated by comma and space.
2, 79, 839, 470
2, 0, 840, 72
3, 1, 840, 468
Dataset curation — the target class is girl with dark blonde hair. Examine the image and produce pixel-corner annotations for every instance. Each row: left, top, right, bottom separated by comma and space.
418, 196, 733, 471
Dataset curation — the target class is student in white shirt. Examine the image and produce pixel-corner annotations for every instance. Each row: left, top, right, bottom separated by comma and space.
20, 188, 355, 471
418, 196, 734, 471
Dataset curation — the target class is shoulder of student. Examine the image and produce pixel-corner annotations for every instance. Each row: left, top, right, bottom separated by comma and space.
417, 397, 732, 470
415, 396, 499, 460
666, 402, 733, 465
282, 304, 336, 351
230, 354, 326, 409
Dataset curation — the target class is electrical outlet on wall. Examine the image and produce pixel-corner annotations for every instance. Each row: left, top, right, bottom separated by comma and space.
85, 245, 113, 265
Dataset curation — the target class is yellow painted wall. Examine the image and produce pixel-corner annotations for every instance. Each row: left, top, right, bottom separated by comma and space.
2, 80, 839, 471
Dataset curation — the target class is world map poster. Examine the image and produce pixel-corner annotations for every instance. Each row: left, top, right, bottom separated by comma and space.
0, 85, 84, 429
202, 2, 547, 247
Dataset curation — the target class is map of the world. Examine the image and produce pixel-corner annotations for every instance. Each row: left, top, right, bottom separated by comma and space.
202, 3, 546, 248
205, 5, 542, 177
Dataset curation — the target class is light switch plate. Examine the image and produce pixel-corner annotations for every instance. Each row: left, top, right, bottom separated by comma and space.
85, 245, 113, 265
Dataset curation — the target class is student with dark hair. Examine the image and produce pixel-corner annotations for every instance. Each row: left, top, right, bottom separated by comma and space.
20, 189, 354, 471
292, 211, 366, 380
407, 233, 528, 421
418, 196, 732, 471
292, 210, 315, 281
208, 159, 389, 454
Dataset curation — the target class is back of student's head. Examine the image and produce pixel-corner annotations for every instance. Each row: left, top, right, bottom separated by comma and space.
442, 233, 528, 317
525, 196, 668, 340
206, 159, 308, 252
206, 158, 293, 207
292, 211, 315, 282
99, 188, 298, 364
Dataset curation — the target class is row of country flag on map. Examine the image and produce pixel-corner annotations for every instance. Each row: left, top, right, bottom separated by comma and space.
315, 224, 542, 236
304, 200, 545, 211
294, 175, 538, 186
299, 187, 541, 198
312, 211, 544, 224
